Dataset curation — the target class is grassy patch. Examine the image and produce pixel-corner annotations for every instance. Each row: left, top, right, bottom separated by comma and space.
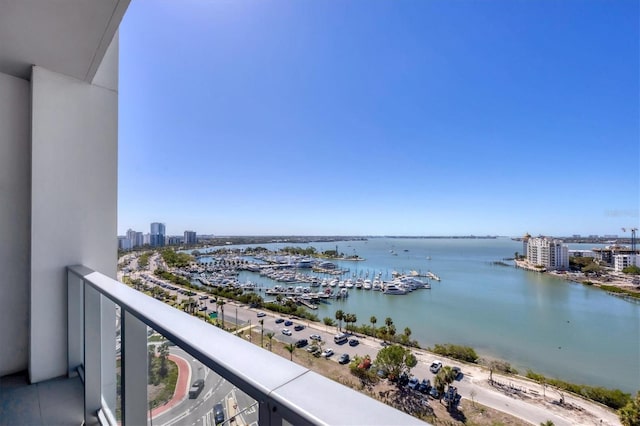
526, 370, 630, 409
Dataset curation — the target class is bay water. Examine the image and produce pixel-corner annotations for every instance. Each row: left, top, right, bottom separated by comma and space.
197, 237, 639, 393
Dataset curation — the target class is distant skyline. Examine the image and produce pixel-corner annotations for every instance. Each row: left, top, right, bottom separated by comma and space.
118, 0, 639, 237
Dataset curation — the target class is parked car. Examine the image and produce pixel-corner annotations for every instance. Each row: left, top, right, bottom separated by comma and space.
398, 373, 410, 386
275, 318, 285, 324
295, 339, 308, 348
418, 379, 431, 394
213, 402, 225, 424
348, 338, 359, 347
306, 345, 320, 353
338, 353, 350, 364
294, 324, 304, 331
430, 360, 442, 374
333, 333, 348, 344
309, 334, 322, 341
321, 348, 334, 358
407, 377, 420, 390
429, 387, 440, 399
188, 379, 204, 399
452, 366, 462, 380
284, 320, 293, 326
281, 328, 292, 336
256, 312, 266, 317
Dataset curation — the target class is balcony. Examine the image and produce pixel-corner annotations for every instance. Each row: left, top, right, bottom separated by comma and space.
1, 265, 423, 425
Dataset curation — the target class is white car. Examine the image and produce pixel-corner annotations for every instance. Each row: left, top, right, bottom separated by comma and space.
321, 348, 334, 358
430, 360, 442, 374
310, 334, 322, 341
281, 329, 292, 336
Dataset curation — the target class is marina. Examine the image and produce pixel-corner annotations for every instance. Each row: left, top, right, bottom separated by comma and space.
189, 237, 640, 394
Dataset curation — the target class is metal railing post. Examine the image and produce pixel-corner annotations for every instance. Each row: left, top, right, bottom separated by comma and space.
84, 284, 102, 425
67, 269, 84, 377
121, 309, 148, 425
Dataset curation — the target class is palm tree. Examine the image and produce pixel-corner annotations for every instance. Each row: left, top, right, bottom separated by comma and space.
370, 316, 377, 336
218, 299, 226, 328
441, 366, 457, 386
385, 317, 393, 328
388, 324, 396, 342
212, 296, 218, 316
436, 366, 457, 406
259, 319, 264, 347
344, 313, 357, 332
284, 343, 296, 361
403, 327, 412, 339
335, 310, 344, 332
266, 332, 275, 352
434, 371, 447, 404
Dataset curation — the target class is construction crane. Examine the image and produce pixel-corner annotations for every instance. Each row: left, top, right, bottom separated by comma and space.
622, 227, 638, 252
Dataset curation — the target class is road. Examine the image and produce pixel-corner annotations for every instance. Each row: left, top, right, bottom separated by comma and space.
153, 347, 258, 426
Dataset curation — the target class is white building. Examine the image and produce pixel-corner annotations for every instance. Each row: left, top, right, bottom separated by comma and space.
568, 249, 596, 258
613, 254, 638, 272
526, 237, 569, 271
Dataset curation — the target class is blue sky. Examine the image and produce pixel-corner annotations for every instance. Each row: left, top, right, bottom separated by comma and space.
118, 0, 639, 237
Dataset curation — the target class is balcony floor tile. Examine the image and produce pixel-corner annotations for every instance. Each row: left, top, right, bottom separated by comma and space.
0, 371, 83, 426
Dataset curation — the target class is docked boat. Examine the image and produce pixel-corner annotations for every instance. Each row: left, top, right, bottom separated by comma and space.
383, 283, 407, 295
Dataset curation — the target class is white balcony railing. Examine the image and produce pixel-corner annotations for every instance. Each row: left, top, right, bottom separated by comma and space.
67, 265, 426, 425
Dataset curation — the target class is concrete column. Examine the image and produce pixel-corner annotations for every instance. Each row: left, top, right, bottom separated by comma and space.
30, 34, 118, 383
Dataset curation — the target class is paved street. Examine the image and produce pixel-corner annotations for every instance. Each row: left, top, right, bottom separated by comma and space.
153, 348, 258, 426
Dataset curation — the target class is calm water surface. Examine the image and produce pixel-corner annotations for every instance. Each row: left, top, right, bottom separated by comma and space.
197, 238, 639, 393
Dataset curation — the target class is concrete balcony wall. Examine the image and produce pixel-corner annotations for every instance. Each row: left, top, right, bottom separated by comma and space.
30, 35, 119, 383
0, 72, 31, 377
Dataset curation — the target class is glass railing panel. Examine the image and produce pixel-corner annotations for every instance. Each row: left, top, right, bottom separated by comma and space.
147, 333, 259, 426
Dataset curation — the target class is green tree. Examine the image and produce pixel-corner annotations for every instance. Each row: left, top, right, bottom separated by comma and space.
388, 324, 396, 342
582, 262, 602, 275
284, 343, 296, 361
344, 313, 357, 331
540, 421, 555, 426
374, 344, 417, 383
323, 317, 335, 331
259, 319, 264, 348
335, 310, 345, 331
157, 343, 169, 378
370, 316, 377, 335
403, 327, 412, 339
622, 265, 640, 275
440, 366, 457, 388
218, 299, 226, 328
619, 391, 640, 426
148, 346, 155, 381
265, 332, 275, 352
385, 317, 393, 328
434, 371, 447, 403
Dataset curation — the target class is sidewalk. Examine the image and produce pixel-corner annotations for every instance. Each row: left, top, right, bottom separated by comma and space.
226, 393, 246, 426
151, 354, 191, 418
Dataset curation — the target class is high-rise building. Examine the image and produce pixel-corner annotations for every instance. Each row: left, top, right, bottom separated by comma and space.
184, 230, 197, 246
526, 237, 569, 270
150, 222, 165, 247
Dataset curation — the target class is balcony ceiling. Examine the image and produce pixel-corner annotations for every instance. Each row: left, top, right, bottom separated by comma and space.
0, 0, 129, 82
